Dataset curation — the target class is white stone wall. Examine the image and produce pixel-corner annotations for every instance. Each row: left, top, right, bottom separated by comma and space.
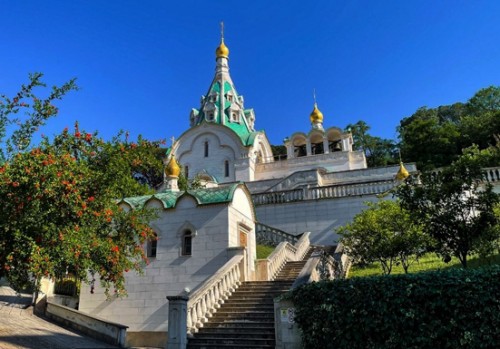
229, 188, 257, 279
79, 196, 234, 332
175, 124, 247, 183
255, 195, 381, 245
254, 151, 367, 181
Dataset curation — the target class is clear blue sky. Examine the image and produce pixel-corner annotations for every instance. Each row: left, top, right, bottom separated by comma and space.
2, 1, 500, 146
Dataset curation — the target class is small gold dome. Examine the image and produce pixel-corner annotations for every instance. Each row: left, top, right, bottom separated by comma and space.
310, 103, 324, 124
395, 162, 410, 181
216, 40, 229, 59
165, 156, 181, 178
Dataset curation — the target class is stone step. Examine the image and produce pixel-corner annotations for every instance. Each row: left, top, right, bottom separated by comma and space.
221, 298, 274, 305
187, 250, 313, 348
187, 343, 274, 349
197, 326, 275, 334
202, 321, 275, 329
210, 312, 274, 321
217, 305, 274, 312
191, 331, 275, 339
188, 337, 275, 346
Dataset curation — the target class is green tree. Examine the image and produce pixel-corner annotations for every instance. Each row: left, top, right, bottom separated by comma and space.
0, 127, 161, 295
466, 85, 500, 113
346, 120, 398, 167
338, 200, 427, 274
396, 147, 500, 268
398, 87, 500, 171
0, 75, 164, 295
398, 107, 461, 171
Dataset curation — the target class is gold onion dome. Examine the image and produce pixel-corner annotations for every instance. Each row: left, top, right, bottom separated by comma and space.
165, 156, 181, 178
395, 162, 410, 181
216, 40, 229, 59
310, 103, 324, 124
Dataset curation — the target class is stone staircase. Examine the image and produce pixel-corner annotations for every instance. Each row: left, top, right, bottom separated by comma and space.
186, 250, 312, 349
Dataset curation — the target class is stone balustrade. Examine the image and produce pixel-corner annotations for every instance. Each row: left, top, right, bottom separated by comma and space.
185, 255, 243, 335
265, 233, 310, 281
252, 180, 396, 206
256, 222, 300, 246
484, 166, 500, 183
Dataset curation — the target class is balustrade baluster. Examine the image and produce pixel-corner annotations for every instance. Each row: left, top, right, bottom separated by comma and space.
214, 281, 222, 307
187, 308, 193, 334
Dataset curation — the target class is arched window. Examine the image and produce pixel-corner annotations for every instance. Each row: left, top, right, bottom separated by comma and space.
204, 141, 209, 157
185, 165, 189, 179
147, 232, 158, 258
224, 160, 230, 177
182, 230, 192, 256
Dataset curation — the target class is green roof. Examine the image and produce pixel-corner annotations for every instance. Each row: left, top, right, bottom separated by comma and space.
119, 183, 242, 210
192, 73, 258, 146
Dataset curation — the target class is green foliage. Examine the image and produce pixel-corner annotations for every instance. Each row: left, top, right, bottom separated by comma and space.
398, 86, 500, 170
396, 148, 500, 268
286, 266, 500, 349
398, 106, 462, 171
271, 145, 287, 160
346, 121, 398, 167
256, 244, 275, 259
0, 73, 78, 162
0, 75, 164, 296
338, 200, 428, 274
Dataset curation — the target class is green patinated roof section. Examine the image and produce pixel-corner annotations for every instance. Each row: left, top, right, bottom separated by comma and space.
120, 183, 242, 210
120, 191, 183, 210
187, 183, 238, 205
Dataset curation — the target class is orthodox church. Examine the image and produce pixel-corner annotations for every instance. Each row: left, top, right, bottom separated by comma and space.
169, 30, 413, 245
77, 30, 414, 347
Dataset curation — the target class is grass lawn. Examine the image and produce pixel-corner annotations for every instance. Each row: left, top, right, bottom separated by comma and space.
256, 244, 275, 259
349, 253, 500, 278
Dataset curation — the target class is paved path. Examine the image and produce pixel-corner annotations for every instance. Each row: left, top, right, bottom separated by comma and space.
0, 286, 118, 349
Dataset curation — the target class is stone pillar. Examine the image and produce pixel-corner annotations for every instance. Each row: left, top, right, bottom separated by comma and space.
227, 246, 246, 281
166, 296, 189, 349
323, 137, 330, 154
274, 298, 302, 349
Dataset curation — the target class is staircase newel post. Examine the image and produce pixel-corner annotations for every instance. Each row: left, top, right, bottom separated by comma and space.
166, 295, 189, 349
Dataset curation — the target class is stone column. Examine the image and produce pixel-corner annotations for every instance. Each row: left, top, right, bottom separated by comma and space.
166, 296, 189, 349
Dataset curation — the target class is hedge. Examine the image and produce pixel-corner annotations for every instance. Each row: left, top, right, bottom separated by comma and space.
286, 266, 500, 349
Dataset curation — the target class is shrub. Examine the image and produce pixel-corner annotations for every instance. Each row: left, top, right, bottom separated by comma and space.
286, 265, 500, 349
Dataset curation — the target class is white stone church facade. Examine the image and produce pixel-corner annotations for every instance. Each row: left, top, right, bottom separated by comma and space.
78, 34, 414, 347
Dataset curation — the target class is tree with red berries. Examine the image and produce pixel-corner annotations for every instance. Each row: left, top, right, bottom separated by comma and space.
0, 74, 164, 296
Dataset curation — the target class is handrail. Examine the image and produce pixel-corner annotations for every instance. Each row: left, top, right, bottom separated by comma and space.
255, 222, 300, 246
265, 232, 311, 281
186, 255, 243, 335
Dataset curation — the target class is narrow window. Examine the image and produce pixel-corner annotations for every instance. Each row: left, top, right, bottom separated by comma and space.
224, 160, 229, 177
147, 233, 158, 258
182, 231, 192, 256
204, 141, 209, 157
185, 165, 189, 179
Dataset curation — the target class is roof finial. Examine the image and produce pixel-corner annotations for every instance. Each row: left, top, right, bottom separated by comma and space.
396, 149, 410, 181
310, 88, 324, 125
216, 21, 229, 59
220, 21, 225, 43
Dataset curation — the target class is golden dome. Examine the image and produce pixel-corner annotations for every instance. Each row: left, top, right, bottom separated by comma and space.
165, 156, 181, 178
216, 40, 229, 59
395, 162, 410, 181
310, 103, 324, 124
